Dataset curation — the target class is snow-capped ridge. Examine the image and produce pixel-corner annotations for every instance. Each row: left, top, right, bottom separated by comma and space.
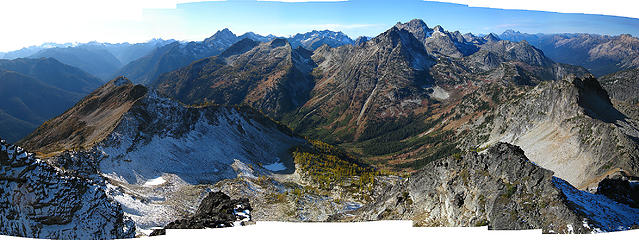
0, 137, 135, 239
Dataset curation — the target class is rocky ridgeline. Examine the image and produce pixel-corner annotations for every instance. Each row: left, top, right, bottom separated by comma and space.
338, 143, 639, 233
151, 192, 252, 236
0, 138, 135, 239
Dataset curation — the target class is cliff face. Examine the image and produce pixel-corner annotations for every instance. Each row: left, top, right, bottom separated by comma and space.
485, 75, 639, 189
0, 139, 135, 239
598, 68, 639, 119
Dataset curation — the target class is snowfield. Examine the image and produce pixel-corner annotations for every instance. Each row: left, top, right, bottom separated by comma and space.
552, 177, 639, 232
93, 93, 305, 233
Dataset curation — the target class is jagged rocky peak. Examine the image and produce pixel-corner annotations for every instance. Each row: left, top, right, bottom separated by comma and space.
0, 138, 135, 239
394, 20, 482, 57
394, 19, 433, 39
483, 33, 500, 42
204, 28, 238, 45
372, 26, 424, 49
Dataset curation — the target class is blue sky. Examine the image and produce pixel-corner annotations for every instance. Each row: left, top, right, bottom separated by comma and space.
1, 0, 638, 51
152, 0, 639, 38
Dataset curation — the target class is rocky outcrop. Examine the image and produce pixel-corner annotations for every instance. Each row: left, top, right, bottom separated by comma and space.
596, 171, 639, 208
339, 142, 639, 233
160, 192, 252, 230
343, 143, 588, 233
0, 138, 135, 239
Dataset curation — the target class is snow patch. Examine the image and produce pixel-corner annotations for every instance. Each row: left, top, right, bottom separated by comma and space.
143, 177, 166, 186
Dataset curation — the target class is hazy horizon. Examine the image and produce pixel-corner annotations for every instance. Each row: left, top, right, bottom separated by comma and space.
1, 0, 639, 52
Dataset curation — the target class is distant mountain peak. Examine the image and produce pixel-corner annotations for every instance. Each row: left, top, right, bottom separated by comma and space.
203, 28, 238, 46
288, 29, 353, 50
483, 33, 500, 42
502, 29, 521, 35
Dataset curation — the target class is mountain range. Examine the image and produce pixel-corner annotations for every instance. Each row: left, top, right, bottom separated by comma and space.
0, 58, 103, 143
0, 39, 175, 80
1, 18, 639, 238
500, 30, 639, 76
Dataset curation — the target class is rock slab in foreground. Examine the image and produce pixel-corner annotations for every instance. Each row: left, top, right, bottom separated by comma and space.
151, 192, 252, 236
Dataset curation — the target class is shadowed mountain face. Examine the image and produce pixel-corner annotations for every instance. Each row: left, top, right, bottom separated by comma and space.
153, 38, 316, 117
500, 30, 639, 76
598, 68, 639, 119
0, 58, 103, 143
29, 46, 123, 80
0, 58, 102, 93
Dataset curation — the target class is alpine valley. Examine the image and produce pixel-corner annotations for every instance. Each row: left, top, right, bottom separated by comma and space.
2, 18, 639, 238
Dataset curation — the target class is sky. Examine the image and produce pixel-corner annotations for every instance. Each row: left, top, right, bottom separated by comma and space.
1, 0, 638, 52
